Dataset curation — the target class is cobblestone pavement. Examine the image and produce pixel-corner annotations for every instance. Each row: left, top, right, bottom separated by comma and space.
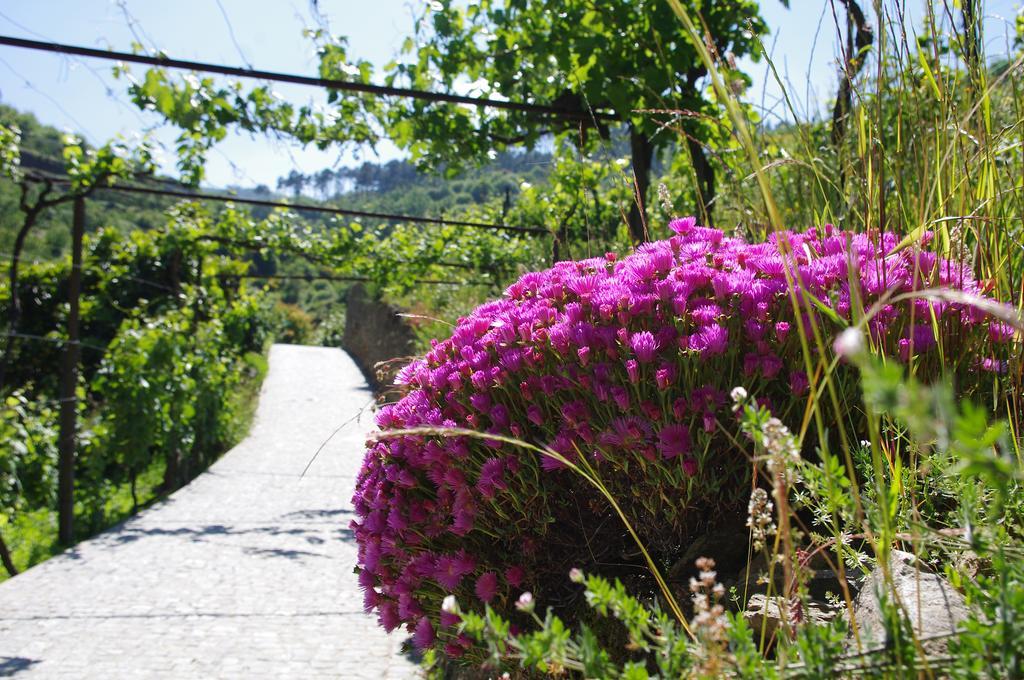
0, 345, 419, 679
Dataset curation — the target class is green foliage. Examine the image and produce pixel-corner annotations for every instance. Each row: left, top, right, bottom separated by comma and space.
385, 0, 764, 167
60, 133, 156, 193
311, 309, 346, 348
435, 569, 849, 679
115, 37, 382, 185
0, 389, 58, 521
116, 0, 778, 237
0, 186, 283, 572
91, 307, 243, 494
0, 122, 22, 180
950, 556, 1024, 679
272, 302, 314, 345
0, 106, 178, 262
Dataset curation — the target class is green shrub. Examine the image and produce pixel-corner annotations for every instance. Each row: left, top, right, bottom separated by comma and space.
273, 302, 314, 344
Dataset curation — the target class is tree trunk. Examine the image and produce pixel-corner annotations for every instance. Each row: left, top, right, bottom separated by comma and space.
831, 0, 873, 149
0, 528, 18, 576
130, 471, 138, 512
57, 196, 85, 546
551, 203, 579, 264
0, 206, 43, 393
686, 138, 716, 227
162, 448, 180, 493
626, 125, 654, 244
6, 213, 37, 329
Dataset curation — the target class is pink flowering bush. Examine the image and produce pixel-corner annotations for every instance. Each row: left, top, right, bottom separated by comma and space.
352, 218, 1013, 656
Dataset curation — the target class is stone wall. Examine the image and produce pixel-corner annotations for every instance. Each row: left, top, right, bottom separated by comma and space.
342, 283, 417, 394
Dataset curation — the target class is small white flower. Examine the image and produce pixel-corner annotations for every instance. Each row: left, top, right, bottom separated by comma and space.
441, 595, 459, 614
515, 592, 534, 613
730, 386, 748, 404
833, 327, 865, 359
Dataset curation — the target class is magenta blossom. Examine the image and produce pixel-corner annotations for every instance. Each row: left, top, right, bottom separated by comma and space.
657, 424, 692, 460
352, 219, 1006, 656
474, 572, 499, 603
414, 616, 436, 650
630, 331, 659, 363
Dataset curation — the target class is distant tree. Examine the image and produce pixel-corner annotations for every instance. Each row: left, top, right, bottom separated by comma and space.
276, 170, 308, 198
313, 168, 334, 198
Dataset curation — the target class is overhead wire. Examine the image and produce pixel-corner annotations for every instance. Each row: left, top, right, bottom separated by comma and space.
96, 182, 549, 234
16, 161, 549, 235
225, 273, 489, 286
214, 0, 253, 69
0, 34, 618, 121
0, 249, 178, 293
0, 9, 152, 130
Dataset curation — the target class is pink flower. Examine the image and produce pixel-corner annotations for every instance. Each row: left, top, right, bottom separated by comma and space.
526, 404, 544, 426
657, 424, 692, 460
761, 354, 783, 379
353, 218, 1001, 650
672, 397, 688, 419
630, 331, 658, 363
789, 371, 809, 396
611, 386, 630, 410
414, 616, 435, 649
434, 552, 475, 590
989, 322, 1017, 343
656, 363, 676, 390
625, 359, 640, 383
980, 357, 1008, 373
378, 600, 400, 632
440, 609, 460, 627
505, 565, 526, 587
690, 324, 728, 357
669, 216, 697, 234
475, 571, 499, 603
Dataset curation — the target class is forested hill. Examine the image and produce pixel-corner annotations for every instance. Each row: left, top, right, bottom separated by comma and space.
274, 150, 554, 217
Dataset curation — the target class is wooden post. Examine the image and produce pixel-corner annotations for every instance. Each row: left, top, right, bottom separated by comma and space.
57, 196, 84, 545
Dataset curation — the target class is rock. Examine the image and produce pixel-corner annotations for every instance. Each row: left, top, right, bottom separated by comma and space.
846, 549, 969, 657
733, 557, 860, 602
953, 549, 984, 582
806, 568, 860, 601
734, 552, 785, 600
744, 594, 840, 638
667, 521, 750, 602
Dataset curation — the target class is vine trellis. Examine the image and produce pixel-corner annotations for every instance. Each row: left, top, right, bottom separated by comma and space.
0, 23, 617, 562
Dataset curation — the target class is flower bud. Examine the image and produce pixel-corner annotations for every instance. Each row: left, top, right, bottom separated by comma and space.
833, 327, 865, 359
441, 595, 459, 614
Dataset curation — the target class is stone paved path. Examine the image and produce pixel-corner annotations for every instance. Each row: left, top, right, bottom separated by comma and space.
0, 345, 419, 679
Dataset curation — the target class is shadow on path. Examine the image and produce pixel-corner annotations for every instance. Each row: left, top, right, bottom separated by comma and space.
0, 657, 39, 677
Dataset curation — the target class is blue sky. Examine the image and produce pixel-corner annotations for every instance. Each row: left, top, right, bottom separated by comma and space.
0, 1, 1019, 188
